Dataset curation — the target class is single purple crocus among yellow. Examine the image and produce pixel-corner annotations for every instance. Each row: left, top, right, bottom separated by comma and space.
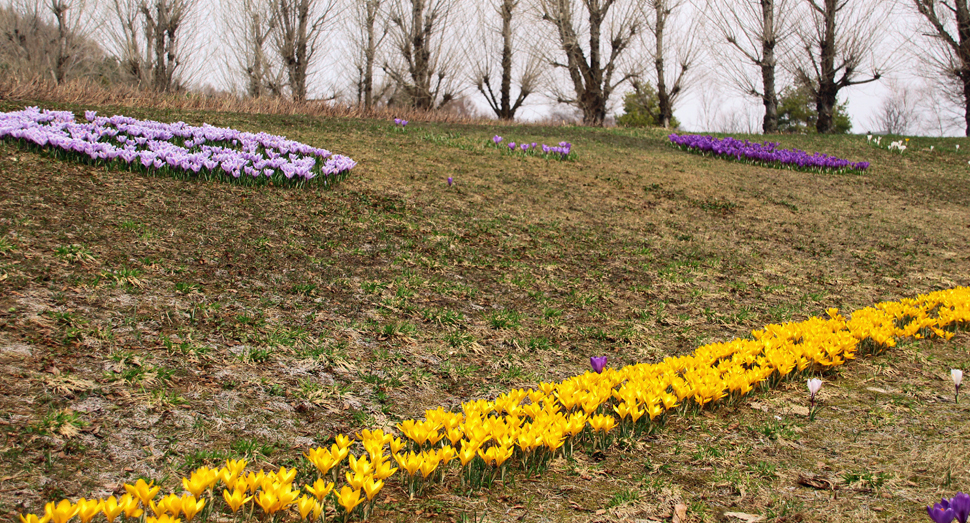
590, 356, 607, 374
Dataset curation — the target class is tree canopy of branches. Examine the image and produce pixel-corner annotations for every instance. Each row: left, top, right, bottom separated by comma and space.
222, 0, 282, 98
792, 0, 887, 133
913, 0, 970, 136
0, 0, 104, 83
537, 0, 639, 126
384, 0, 458, 110
472, 0, 541, 120
271, 0, 337, 102
109, 0, 195, 91
706, 0, 795, 133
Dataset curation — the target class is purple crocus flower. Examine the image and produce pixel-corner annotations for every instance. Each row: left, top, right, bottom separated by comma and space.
447, 176, 453, 186
493, 135, 502, 144
590, 356, 607, 374
929, 504, 956, 523
508, 142, 516, 150
951, 493, 970, 523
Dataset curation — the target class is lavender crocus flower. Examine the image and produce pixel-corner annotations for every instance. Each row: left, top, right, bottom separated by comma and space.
590, 356, 607, 374
447, 176, 453, 186
493, 135, 502, 144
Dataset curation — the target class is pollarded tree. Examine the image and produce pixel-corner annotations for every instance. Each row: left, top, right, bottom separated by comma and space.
705, 0, 797, 133
348, 0, 388, 109
472, 0, 542, 120
271, 0, 338, 102
641, 0, 698, 129
912, 0, 970, 135
791, 0, 890, 133
222, 0, 284, 98
537, 0, 640, 126
383, 0, 459, 110
108, 0, 196, 91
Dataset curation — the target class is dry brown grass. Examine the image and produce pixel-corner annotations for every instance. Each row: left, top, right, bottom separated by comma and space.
0, 76, 509, 126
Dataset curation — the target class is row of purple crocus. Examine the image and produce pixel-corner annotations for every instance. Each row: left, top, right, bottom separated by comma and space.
491, 135, 573, 159
669, 133, 869, 173
0, 107, 357, 185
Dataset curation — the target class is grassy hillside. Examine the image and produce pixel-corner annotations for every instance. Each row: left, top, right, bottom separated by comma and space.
0, 101, 968, 522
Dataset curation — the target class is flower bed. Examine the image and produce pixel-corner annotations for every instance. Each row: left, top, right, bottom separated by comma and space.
490, 135, 573, 160
17, 285, 969, 522
0, 107, 357, 187
669, 133, 869, 173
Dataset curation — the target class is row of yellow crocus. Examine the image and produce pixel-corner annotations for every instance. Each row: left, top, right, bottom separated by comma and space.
20, 287, 970, 523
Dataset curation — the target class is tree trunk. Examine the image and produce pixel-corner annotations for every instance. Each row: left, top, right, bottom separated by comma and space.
814, 0, 837, 133
654, 1, 673, 128
498, 0, 513, 119
760, 0, 778, 133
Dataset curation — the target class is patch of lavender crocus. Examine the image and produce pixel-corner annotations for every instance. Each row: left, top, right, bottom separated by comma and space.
0, 107, 357, 186
491, 135, 573, 160
668, 133, 869, 173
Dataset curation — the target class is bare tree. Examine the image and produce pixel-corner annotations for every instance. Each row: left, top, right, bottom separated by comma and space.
641, 0, 697, 128
0, 0, 99, 83
912, 0, 970, 135
271, 0, 337, 102
791, 0, 890, 133
222, 0, 283, 97
107, 0, 195, 90
867, 80, 920, 134
348, 0, 387, 109
537, 0, 639, 126
383, 0, 459, 110
704, 0, 796, 133
471, 0, 541, 120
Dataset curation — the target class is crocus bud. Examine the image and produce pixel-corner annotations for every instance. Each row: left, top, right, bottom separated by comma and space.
447, 177, 453, 186
590, 356, 607, 374
807, 378, 822, 397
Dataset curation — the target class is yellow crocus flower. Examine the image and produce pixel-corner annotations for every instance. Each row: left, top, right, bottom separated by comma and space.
45, 499, 79, 523
387, 436, 405, 455
419, 451, 440, 478
304, 447, 339, 476
118, 494, 143, 519
273, 466, 297, 486
179, 495, 204, 522
335, 486, 364, 514
362, 477, 384, 501
146, 515, 180, 523
75, 499, 102, 523
348, 454, 373, 476
101, 497, 124, 523
254, 490, 280, 515
334, 434, 352, 449
221, 488, 252, 513
457, 443, 478, 467
124, 479, 160, 508
295, 495, 318, 520
150, 494, 181, 517
18, 513, 49, 523
372, 458, 398, 480
304, 478, 334, 501
345, 471, 366, 490
181, 475, 209, 499
397, 451, 425, 476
